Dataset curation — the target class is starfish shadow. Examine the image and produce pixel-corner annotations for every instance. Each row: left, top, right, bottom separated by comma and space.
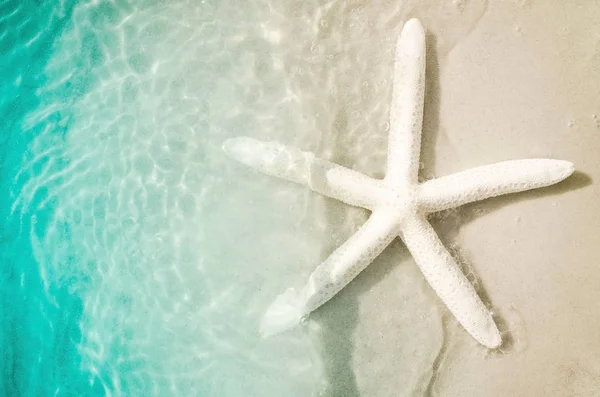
311, 230, 412, 397
311, 31, 443, 397
310, 107, 364, 397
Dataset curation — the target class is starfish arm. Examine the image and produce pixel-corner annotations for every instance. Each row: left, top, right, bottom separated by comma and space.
418, 159, 575, 213
223, 137, 381, 209
260, 211, 398, 337
399, 215, 502, 348
386, 18, 426, 185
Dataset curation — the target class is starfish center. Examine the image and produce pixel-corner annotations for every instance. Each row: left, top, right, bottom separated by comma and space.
380, 184, 417, 217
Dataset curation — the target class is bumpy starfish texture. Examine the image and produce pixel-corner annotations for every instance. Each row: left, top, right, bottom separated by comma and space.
222, 18, 574, 349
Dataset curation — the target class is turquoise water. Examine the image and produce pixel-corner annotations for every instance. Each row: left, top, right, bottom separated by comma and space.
0, 1, 99, 395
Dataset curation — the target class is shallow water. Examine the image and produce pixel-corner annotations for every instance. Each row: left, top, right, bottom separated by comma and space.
1, 1, 491, 396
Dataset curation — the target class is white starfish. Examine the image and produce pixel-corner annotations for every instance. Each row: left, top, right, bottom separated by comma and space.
222, 18, 574, 349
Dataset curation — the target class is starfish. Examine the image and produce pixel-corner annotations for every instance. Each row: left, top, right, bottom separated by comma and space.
222, 18, 574, 348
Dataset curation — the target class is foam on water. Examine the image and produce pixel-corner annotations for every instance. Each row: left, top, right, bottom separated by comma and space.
1, 0, 489, 396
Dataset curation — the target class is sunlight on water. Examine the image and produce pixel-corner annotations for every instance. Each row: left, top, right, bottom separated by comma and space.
1, 0, 488, 396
